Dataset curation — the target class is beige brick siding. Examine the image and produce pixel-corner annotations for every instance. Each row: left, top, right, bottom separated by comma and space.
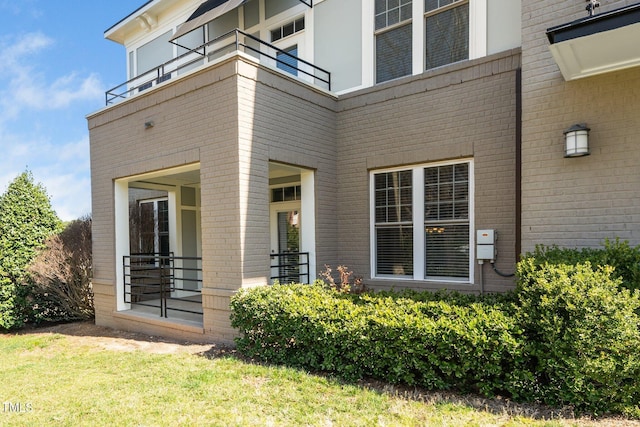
89, 56, 339, 341
236, 63, 339, 281
336, 50, 521, 293
521, 0, 640, 251
89, 49, 523, 341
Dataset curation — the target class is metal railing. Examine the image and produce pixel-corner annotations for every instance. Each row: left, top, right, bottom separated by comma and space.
270, 252, 310, 284
123, 253, 203, 319
106, 29, 331, 105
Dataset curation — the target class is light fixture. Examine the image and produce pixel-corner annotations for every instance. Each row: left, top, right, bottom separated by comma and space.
585, 0, 600, 17
564, 123, 590, 157
144, 120, 154, 129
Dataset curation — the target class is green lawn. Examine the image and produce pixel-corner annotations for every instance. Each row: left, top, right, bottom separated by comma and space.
0, 331, 622, 426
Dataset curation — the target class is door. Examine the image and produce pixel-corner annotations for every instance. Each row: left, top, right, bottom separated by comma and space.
270, 201, 301, 284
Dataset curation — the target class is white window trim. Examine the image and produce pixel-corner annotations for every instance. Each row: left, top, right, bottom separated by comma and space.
138, 197, 171, 256
469, 0, 487, 60
366, 0, 488, 85
369, 159, 475, 284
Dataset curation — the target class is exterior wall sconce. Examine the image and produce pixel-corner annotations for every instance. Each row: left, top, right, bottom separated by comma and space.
564, 123, 590, 157
586, 0, 600, 17
144, 120, 154, 129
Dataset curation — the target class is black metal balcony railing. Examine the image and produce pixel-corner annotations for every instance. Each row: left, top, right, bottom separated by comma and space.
270, 252, 310, 284
123, 253, 203, 319
106, 29, 331, 105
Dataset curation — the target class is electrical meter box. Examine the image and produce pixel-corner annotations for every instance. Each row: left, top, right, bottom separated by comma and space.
476, 229, 496, 261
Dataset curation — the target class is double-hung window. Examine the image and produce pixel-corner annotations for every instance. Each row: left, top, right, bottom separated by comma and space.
374, 170, 414, 276
424, 162, 470, 279
372, 161, 473, 282
425, 0, 469, 70
375, 0, 413, 84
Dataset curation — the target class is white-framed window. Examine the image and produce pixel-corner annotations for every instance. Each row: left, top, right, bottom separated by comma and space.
371, 160, 473, 282
271, 17, 305, 42
425, 0, 469, 70
375, 0, 413, 84
136, 198, 170, 256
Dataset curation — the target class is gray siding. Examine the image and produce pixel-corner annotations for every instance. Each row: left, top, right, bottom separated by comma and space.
520, 0, 640, 251
314, 0, 363, 92
336, 50, 521, 293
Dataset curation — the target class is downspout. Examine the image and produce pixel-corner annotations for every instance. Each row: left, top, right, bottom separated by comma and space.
515, 67, 522, 260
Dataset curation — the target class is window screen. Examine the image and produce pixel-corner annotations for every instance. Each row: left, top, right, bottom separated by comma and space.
424, 163, 469, 279
425, 1, 469, 70
137, 31, 173, 75
376, 23, 412, 83
375, 0, 413, 84
374, 170, 413, 276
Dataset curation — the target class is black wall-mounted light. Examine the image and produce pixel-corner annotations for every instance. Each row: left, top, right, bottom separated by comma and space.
564, 123, 590, 157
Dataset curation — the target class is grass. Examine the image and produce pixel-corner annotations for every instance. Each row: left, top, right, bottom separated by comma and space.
0, 331, 625, 427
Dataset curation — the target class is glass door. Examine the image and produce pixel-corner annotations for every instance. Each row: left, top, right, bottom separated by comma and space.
270, 201, 301, 284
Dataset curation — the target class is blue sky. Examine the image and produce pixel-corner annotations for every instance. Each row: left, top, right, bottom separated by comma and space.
0, 1, 139, 220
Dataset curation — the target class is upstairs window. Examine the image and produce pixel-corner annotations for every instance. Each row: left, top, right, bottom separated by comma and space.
425, 0, 469, 70
271, 17, 305, 42
375, 0, 413, 84
136, 31, 173, 76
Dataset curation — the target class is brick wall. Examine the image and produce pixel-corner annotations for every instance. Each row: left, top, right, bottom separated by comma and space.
336, 50, 521, 293
88, 56, 339, 341
521, 0, 640, 251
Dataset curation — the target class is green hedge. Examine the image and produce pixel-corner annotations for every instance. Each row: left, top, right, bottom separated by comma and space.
231, 285, 523, 395
528, 238, 640, 291
230, 261, 640, 416
514, 260, 640, 415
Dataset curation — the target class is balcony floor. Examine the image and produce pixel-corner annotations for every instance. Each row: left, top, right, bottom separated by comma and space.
129, 295, 203, 324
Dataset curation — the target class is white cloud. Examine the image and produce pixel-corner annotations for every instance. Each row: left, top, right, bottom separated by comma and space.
0, 135, 91, 221
0, 32, 104, 122
0, 31, 104, 220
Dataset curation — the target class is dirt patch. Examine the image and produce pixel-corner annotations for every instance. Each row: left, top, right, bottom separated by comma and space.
13, 320, 218, 355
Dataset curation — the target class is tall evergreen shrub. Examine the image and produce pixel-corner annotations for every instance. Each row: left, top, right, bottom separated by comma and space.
0, 171, 62, 329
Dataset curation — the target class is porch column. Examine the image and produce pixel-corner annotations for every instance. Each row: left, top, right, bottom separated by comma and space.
300, 170, 316, 282
114, 179, 131, 311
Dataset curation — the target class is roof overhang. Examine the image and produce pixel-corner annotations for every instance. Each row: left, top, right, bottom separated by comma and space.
170, 0, 247, 41
546, 3, 640, 81
170, 0, 312, 42
105, 0, 185, 45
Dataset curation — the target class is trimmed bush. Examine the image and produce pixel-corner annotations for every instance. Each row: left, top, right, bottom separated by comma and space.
0, 171, 62, 330
528, 239, 640, 291
231, 285, 523, 396
0, 277, 20, 330
231, 262, 640, 416
513, 259, 640, 415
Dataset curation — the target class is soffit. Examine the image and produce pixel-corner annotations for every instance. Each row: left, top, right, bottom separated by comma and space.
546, 3, 640, 80
171, 0, 313, 42
105, 0, 192, 45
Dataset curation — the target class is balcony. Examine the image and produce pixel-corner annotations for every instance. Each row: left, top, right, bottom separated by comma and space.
105, 29, 331, 105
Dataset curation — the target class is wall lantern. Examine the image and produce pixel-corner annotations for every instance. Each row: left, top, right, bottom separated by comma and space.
564, 123, 590, 157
